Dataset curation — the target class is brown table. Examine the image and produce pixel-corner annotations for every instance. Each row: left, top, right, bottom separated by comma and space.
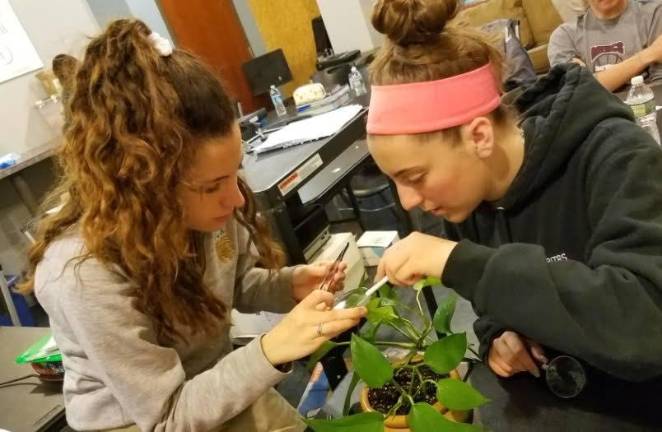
0, 326, 65, 432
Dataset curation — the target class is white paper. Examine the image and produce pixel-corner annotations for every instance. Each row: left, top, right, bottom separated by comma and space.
230, 310, 285, 341
357, 230, 400, 248
254, 104, 363, 154
0, 0, 43, 83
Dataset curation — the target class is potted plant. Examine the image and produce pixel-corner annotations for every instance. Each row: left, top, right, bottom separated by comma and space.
306, 278, 489, 432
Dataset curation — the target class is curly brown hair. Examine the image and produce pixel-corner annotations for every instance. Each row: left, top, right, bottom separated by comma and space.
20, 19, 283, 343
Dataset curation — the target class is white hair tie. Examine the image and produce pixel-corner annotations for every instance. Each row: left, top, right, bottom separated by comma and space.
148, 32, 173, 57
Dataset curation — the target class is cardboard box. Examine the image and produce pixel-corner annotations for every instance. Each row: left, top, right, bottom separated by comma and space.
356, 231, 399, 267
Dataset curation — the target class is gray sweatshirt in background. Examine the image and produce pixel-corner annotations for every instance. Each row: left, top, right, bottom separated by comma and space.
34, 219, 298, 431
548, 0, 662, 81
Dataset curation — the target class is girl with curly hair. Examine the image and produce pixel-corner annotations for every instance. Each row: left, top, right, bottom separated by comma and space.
20, 19, 365, 432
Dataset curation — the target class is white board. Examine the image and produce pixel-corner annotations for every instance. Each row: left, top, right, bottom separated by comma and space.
0, 0, 42, 83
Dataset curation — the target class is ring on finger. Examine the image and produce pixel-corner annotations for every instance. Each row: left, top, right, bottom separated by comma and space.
316, 322, 325, 337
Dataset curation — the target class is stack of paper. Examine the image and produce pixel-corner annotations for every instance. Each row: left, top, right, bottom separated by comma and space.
253, 104, 363, 154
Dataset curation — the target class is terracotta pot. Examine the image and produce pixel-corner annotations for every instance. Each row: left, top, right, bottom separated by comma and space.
359, 369, 471, 432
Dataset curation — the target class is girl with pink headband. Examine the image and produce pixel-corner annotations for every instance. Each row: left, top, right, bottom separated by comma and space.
368, 0, 662, 387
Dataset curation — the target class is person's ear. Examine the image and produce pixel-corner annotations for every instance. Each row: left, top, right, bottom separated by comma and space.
461, 116, 494, 159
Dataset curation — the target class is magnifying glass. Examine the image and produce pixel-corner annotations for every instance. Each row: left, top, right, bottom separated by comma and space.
541, 355, 587, 399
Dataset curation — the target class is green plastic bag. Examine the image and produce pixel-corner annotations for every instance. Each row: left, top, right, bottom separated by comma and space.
15, 333, 62, 364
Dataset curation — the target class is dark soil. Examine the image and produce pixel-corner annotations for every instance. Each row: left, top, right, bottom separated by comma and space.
367, 365, 446, 415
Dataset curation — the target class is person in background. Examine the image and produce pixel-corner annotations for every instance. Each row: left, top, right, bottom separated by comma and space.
367, 0, 662, 386
51, 53, 78, 128
548, 0, 662, 91
51, 54, 77, 97
552, 0, 588, 22
19, 19, 366, 432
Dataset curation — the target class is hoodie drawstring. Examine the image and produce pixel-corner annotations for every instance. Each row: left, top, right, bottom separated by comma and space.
495, 206, 513, 244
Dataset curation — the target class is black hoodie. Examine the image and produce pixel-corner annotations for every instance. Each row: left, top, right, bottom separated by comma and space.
442, 63, 662, 382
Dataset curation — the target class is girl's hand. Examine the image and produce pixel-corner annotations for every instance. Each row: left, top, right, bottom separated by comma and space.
488, 331, 548, 378
292, 261, 347, 302
261, 290, 366, 366
376, 232, 457, 286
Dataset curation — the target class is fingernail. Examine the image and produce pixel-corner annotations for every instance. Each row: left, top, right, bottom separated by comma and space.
531, 369, 541, 378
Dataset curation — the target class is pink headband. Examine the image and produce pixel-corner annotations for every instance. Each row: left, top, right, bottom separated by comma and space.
367, 63, 501, 135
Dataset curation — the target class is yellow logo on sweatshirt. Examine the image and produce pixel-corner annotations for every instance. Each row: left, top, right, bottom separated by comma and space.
215, 231, 234, 263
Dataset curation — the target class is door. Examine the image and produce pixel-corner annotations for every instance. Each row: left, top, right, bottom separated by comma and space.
159, 0, 263, 113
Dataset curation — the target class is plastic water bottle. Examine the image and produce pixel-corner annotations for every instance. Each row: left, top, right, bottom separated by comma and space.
0, 152, 20, 169
269, 85, 287, 117
625, 75, 661, 145
348, 66, 367, 97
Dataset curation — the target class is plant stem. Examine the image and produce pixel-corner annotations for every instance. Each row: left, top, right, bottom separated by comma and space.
397, 303, 422, 318
412, 379, 438, 399
343, 372, 360, 415
415, 289, 425, 318
398, 317, 422, 340
375, 341, 417, 349
407, 364, 417, 396
468, 346, 480, 359
391, 379, 411, 401
388, 321, 419, 341
411, 367, 426, 397
386, 394, 405, 419
413, 366, 425, 386
404, 393, 416, 406
463, 360, 476, 383
332, 340, 417, 349
415, 323, 433, 349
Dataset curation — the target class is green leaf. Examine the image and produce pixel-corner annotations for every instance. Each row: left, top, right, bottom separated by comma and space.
378, 283, 397, 300
366, 297, 398, 325
344, 292, 367, 308
343, 372, 361, 415
408, 402, 481, 432
366, 297, 381, 310
378, 297, 398, 307
306, 341, 338, 370
412, 276, 441, 292
306, 412, 384, 432
424, 333, 467, 374
432, 294, 458, 334
436, 378, 490, 411
359, 321, 382, 342
351, 334, 393, 388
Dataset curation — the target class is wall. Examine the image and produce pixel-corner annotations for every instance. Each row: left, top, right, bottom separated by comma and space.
0, 0, 99, 156
246, 0, 320, 96
316, 0, 383, 54
0, 159, 56, 275
85, 0, 131, 27
0, 0, 99, 275
359, 0, 384, 49
124, 0, 173, 41
86, 0, 172, 41
233, 0, 266, 57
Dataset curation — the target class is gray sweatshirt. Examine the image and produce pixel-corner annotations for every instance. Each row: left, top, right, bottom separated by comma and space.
34, 219, 298, 431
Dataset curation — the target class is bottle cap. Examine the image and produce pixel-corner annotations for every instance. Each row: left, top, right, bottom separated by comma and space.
631, 75, 644, 85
